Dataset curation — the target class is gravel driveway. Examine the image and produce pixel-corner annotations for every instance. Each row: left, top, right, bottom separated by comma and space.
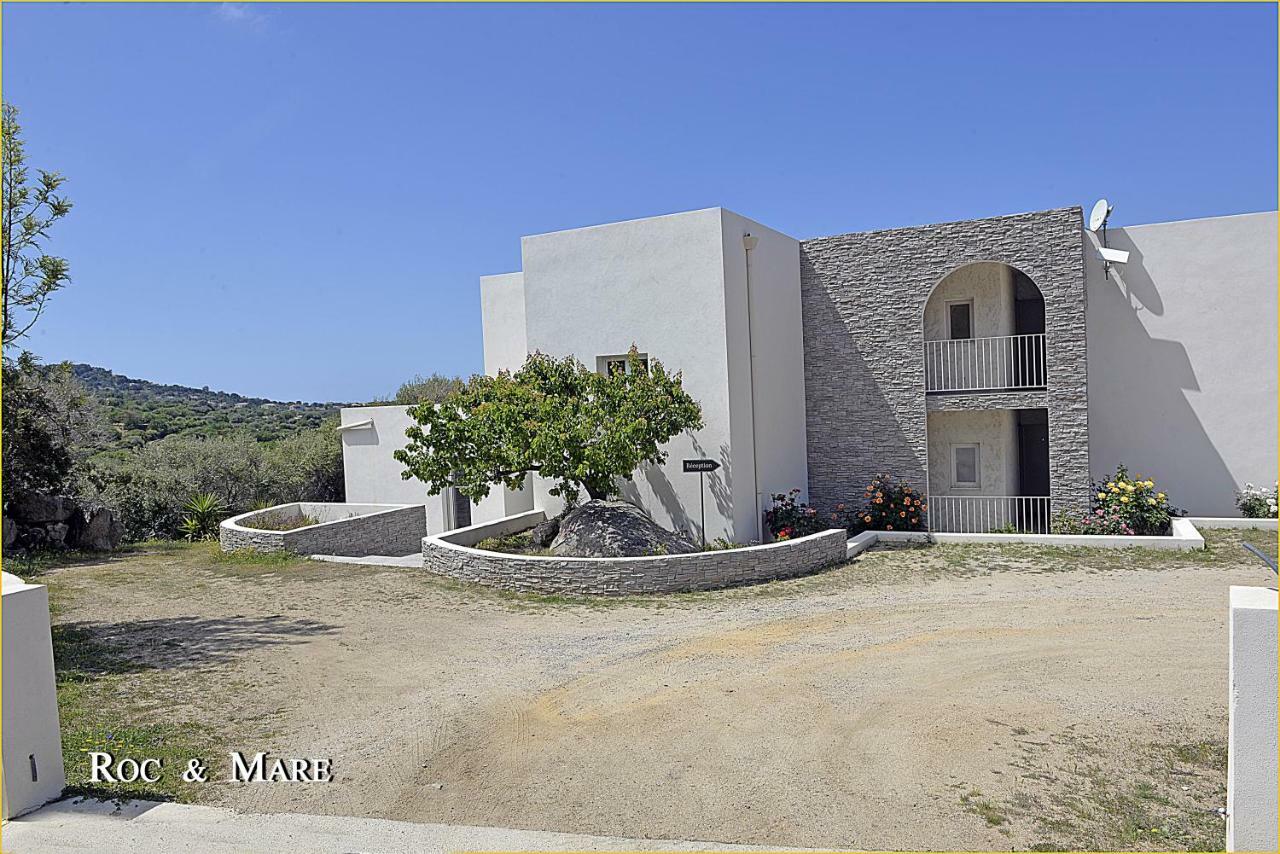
40, 529, 1277, 850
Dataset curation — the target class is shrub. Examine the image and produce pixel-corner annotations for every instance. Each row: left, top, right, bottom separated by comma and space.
1050, 508, 1133, 536
81, 421, 344, 542
177, 493, 228, 541
764, 489, 825, 540
856, 474, 926, 532
1090, 464, 1179, 535
1236, 483, 1278, 519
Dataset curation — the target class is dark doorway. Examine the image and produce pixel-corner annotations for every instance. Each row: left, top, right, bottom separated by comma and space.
452, 487, 472, 529
1012, 270, 1046, 387
1016, 408, 1050, 496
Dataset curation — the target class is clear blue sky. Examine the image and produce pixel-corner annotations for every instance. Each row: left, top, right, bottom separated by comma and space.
3, 2, 1275, 402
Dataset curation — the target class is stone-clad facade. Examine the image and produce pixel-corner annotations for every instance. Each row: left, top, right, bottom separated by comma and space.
799, 207, 1089, 517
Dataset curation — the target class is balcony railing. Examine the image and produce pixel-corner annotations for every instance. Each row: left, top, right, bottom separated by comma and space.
927, 495, 1052, 534
924, 333, 1046, 393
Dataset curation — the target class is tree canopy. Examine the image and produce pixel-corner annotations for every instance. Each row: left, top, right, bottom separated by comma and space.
394, 350, 703, 504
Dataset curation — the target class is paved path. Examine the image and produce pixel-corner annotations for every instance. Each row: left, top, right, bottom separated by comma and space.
2, 798, 788, 853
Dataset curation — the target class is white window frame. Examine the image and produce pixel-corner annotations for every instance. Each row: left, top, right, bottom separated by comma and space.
946, 299, 974, 340
951, 442, 981, 489
598, 352, 649, 376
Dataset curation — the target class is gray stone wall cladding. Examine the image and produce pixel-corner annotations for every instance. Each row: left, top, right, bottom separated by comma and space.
799, 207, 1090, 518
220, 505, 426, 557
421, 528, 849, 596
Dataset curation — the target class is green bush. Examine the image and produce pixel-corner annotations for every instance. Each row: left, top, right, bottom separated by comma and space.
855, 474, 926, 532
82, 420, 344, 541
177, 493, 228, 541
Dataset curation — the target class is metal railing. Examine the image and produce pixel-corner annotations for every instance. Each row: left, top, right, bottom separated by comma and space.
927, 495, 1052, 534
924, 333, 1046, 393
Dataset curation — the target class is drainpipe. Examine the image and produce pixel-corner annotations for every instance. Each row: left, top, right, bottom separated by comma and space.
743, 233, 763, 542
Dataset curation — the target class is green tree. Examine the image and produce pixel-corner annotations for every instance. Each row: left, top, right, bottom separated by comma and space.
394, 372, 466, 405
1, 354, 106, 496
2, 104, 73, 348
394, 350, 703, 505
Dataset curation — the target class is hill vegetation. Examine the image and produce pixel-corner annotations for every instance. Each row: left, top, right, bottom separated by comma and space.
69, 364, 346, 448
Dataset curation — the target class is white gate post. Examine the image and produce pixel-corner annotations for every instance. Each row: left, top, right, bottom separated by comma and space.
1227, 585, 1278, 852
2, 571, 66, 818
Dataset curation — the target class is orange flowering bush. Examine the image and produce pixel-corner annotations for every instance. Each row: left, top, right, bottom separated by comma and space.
857, 474, 927, 532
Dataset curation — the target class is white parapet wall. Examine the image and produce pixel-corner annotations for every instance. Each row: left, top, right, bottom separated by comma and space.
2, 571, 66, 819
1226, 585, 1278, 852
847, 518, 1207, 556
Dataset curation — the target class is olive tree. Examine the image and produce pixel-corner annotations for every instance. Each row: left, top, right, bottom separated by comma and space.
394, 350, 703, 505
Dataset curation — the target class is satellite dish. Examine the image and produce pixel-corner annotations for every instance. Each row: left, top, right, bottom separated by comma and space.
1088, 199, 1111, 232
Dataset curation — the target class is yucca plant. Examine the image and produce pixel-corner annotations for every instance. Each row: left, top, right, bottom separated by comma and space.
178, 493, 228, 541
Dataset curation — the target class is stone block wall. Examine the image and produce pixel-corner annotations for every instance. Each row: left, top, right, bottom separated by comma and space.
421, 521, 848, 595
799, 207, 1089, 518
220, 503, 426, 557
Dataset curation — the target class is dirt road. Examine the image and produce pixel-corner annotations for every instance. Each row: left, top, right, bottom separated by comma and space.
43, 531, 1276, 850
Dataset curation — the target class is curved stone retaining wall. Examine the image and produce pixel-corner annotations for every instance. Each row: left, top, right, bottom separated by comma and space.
421, 511, 849, 595
221, 502, 426, 557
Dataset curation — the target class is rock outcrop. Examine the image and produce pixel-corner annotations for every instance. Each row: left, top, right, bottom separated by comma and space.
3, 494, 125, 553
549, 500, 699, 558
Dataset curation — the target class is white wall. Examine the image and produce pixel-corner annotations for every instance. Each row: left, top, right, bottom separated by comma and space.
1086, 211, 1278, 516
1227, 585, 1278, 852
480, 272, 528, 374
474, 272, 535, 524
338, 405, 454, 534
926, 409, 1019, 496
2, 572, 66, 819
719, 209, 809, 541
520, 208, 741, 541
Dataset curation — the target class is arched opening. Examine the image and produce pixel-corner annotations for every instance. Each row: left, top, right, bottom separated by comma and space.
922, 263, 1050, 533
921, 262, 1046, 393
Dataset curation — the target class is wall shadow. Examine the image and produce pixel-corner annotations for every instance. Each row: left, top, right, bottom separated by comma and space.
1086, 235, 1241, 514
53, 614, 340, 678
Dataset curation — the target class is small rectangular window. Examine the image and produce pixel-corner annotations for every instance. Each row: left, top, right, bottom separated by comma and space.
598, 353, 649, 376
948, 301, 973, 340
953, 443, 980, 487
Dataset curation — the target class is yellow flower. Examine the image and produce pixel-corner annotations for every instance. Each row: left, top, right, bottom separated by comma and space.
1107, 482, 1116, 489
1120, 496, 1130, 503
1125, 483, 1136, 492
1145, 480, 1154, 488
1097, 492, 1106, 499
1148, 498, 1156, 505
1157, 492, 1166, 500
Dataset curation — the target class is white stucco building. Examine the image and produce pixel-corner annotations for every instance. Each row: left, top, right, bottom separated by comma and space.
341, 204, 1277, 543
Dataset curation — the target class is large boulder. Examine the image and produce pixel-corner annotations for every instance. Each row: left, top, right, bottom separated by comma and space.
69, 504, 125, 552
10, 494, 78, 523
550, 500, 699, 558
529, 515, 561, 548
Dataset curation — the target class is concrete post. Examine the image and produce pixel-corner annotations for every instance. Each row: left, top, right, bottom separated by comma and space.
1226, 585, 1278, 852
2, 571, 66, 818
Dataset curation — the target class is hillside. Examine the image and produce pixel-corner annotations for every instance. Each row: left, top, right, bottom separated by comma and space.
71, 364, 347, 447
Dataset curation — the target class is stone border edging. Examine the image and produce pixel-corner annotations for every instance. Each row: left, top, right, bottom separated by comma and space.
421, 511, 848, 595
846, 517, 1208, 558
220, 502, 426, 557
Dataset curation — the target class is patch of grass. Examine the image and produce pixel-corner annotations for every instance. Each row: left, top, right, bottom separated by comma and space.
60, 715, 215, 804
209, 545, 305, 566
474, 530, 552, 556
959, 788, 1009, 826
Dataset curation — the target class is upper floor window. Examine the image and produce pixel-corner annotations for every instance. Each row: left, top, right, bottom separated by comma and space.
598, 353, 649, 376
947, 300, 973, 340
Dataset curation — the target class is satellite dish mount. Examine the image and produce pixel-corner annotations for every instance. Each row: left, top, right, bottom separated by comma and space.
1088, 198, 1128, 273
